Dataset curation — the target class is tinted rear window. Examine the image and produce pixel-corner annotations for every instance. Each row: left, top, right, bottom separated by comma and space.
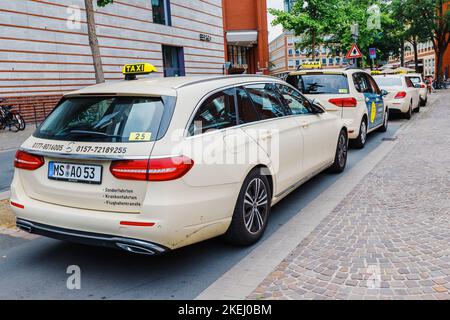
286, 74, 349, 94
35, 97, 167, 142
408, 77, 422, 84
374, 77, 402, 87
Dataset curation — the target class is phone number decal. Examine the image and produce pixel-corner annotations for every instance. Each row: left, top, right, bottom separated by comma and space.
75, 146, 128, 154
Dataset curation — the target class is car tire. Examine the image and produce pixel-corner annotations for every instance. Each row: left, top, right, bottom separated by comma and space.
414, 103, 421, 113
378, 109, 389, 133
350, 117, 367, 149
420, 97, 427, 107
329, 129, 348, 174
404, 102, 412, 120
224, 169, 271, 246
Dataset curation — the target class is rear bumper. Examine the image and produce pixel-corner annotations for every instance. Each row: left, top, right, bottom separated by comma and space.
16, 218, 169, 255
388, 100, 410, 113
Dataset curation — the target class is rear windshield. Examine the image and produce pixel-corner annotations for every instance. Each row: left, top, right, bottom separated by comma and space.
408, 77, 422, 84
374, 77, 402, 87
286, 74, 349, 94
34, 97, 167, 142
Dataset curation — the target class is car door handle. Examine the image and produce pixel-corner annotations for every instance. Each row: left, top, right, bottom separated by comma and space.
260, 133, 272, 141
300, 121, 309, 128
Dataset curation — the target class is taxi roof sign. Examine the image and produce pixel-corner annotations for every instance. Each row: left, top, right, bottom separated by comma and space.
122, 63, 157, 80
298, 61, 322, 70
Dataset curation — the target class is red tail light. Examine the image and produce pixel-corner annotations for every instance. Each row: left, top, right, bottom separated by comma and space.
328, 97, 358, 108
394, 91, 407, 99
14, 150, 44, 171
110, 156, 194, 181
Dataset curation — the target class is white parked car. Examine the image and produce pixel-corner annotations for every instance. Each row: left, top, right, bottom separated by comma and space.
406, 73, 428, 106
10, 64, 348, 255
374, 74, 421, 119
286, 68, 389, 149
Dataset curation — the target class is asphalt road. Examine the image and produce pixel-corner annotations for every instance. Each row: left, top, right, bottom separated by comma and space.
0, 117, 406, 299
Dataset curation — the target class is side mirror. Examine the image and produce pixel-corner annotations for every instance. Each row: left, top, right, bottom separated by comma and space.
381, 89, 389, 97
311, 102, 326, 114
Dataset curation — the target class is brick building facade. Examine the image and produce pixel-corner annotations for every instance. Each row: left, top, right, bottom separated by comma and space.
0, 0, 226, 123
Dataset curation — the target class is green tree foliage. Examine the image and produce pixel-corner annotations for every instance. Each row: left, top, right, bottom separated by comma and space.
269, 0, 449, 73
268, 0, 341, 59
414, 0, 450, 81
392, 0, 434, 72
97, 0, 113, 7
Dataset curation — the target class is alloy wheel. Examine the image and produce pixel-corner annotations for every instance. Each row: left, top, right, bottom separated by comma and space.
338, 134, 348, 168
360, 121, 367, 145
243, 178, 268, 234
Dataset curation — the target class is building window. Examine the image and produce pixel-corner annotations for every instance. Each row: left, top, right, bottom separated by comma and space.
152, 0, 171, 26
162, 45, 185, 77
288, 49, 293, 56
227, 45, 249, 74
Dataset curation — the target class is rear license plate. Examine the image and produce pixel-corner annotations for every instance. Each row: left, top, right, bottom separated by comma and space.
48, 162, 102, 184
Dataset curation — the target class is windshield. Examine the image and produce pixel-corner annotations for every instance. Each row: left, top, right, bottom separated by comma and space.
286, 74, 349, 95
374, 77, 402, 87
34, 97, 166, 142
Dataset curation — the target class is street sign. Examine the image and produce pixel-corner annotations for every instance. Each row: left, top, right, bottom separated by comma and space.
369, 48, 377, 59
346, 44, 363, 59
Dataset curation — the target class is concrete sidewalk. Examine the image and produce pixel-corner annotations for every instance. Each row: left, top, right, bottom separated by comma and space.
0, 126, 35, 152
246, 91, 450, 300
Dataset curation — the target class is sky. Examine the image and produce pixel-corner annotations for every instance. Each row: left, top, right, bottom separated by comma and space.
267, 0, 284, 42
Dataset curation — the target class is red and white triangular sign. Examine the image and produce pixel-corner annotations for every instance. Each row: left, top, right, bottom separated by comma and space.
346, 44, 363, 59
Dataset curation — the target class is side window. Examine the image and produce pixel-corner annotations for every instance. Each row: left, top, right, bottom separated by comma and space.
244, 84, 290, 120
236, 87, 260, 125
189, 89, 237, 135
353, 73, 372, 93
405, 77, 415, 88
366, 75, 381, 95
276, 84, 313, 115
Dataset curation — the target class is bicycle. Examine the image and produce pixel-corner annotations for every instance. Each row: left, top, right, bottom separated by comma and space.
0, 98, 26, 132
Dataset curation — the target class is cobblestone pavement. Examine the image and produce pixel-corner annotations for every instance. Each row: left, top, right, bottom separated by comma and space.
249, 92, 450, 300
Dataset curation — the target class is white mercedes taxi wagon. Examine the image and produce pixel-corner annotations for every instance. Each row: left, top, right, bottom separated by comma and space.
10, 64, 348, 255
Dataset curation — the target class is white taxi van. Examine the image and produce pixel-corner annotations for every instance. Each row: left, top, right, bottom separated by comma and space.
286, 66, 389, 149
10, 63, 348, 255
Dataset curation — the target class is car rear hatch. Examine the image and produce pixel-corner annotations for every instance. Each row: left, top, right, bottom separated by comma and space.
17, 95, 175, 213
286, 71, 351, 115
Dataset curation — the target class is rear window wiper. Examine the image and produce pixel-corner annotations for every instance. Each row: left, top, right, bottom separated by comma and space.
68, 130, 122, 138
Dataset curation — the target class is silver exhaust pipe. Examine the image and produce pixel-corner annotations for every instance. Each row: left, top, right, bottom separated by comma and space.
16, 221, 33, 233
116, 243, 156, 255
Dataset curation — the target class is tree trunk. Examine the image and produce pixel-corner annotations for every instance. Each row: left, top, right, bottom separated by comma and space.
412, 41, 419, 73
436, 47, 444, 83
85, 0, 104, 83
311, 30, 317, 60
400, 38, 405, 67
